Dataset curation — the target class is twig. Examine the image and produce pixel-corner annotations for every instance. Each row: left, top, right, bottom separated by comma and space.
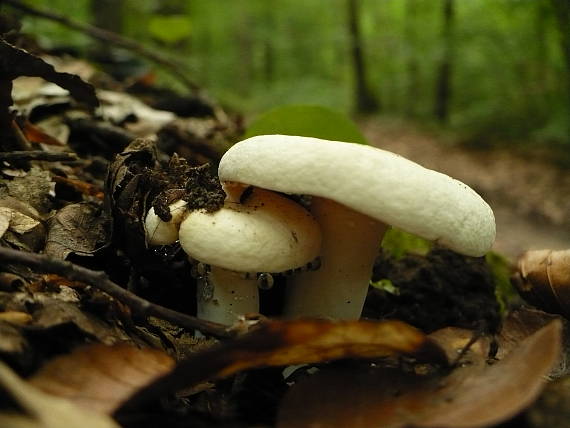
0, 247, 232, 339
0, 150, 77, 162
2, 0, 201, 94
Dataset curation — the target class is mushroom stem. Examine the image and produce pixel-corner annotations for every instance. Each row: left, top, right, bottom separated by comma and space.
197, 266, 259, 326
284, 197, 388, 320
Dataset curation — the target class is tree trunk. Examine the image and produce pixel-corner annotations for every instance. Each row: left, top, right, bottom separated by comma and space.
550, 0, 570, 143
346, 0, 380, 113
90, 0, 123, 34
405, 0, 420, 117
262, 5, 276, 84
236, 4, 254, 95
434, 0, 455, 123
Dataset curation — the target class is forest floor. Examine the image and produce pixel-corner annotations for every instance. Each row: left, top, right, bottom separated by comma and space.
361, 118, 570, 261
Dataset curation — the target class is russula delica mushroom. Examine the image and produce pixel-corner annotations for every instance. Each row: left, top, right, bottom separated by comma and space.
145, 187, 321, 325
145, 199, 188, 246
218, 135, 496, 320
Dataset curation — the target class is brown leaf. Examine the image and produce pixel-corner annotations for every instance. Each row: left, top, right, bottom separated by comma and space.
29, 296, 131, 345
4, 166, 53, 214
44, 202, 111, 259
515, 249, 570, 318
29, 343, 174, 414
22, 119, 65, 146
0, 311, 32, 325
118, 319, 446, 412
277, 320, 562, 428
53, 176, 105, 200
0, 207, 40, 237
0, 360, 118, 428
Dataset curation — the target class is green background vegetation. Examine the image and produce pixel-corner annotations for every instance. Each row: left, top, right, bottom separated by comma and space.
11, 0, 570, 148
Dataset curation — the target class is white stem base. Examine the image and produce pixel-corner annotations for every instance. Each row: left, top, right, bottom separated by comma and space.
196, 266, 259, 326
284, 198, 387, 320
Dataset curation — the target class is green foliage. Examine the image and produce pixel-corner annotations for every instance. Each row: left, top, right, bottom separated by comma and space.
485, 251, 519, 314
369, 278, 400, 295
147, 15, 191, 44
244, 105, 368, 144
15, 0, 570, 146
381, 227, 432, 260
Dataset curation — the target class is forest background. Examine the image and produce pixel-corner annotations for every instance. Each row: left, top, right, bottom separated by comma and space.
9, 0, 570, 153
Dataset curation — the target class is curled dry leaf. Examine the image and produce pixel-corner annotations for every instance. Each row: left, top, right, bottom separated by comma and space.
44, 202, 111, 259
0, 206, 40, 237
277, 320, 562, 428
118, 319, 446, 413
514, 249, 570, 318
0, 360, 118, 428
29, 343, 175, 414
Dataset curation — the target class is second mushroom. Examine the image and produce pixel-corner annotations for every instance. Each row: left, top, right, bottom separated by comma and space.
145, 187, 321, 326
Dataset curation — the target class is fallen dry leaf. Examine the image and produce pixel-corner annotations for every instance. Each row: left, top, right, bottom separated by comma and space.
44, 202, 110, 259
515, 249, 570, 319
0, 311, 32, 325
29, 343, 174, 414
22, 119, 65, 146
4, 166, 54, 214
118, 318, 446, 413
0, 360, 118, 428
0, 206, 40, 238
52, 176, 105, 200
277, 320, 561, 428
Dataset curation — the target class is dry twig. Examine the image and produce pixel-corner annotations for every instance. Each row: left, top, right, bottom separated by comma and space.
0, 246, 232, 338
0, 150, 77, 162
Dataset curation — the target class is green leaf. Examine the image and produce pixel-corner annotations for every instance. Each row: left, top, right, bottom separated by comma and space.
369, 278, 400, 295
244, 105, 368, 145
381, 227, 432, 260
485, 251, 518, 314
148, 15, 191, 44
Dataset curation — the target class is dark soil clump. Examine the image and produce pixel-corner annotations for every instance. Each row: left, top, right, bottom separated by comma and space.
364, 248, 501, 334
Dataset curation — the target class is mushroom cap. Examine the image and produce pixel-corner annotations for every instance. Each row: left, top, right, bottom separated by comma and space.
218, 135, 496, 257
178, 188, 321, 273
145, 199, 188, 246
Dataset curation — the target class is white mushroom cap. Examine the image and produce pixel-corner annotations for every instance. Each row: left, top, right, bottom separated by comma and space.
145, 199, 188, 246
219, 135, 495, 256
178, 188, 321, 273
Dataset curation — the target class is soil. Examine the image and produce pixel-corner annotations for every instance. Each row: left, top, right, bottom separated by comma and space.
366, 248, 501, 334
361, 119, 570, 261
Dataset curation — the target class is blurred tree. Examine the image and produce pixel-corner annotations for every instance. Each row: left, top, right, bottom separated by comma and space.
346, 0, 379, 113
90, 0, 123, 34
262, 5, 276, 84
550, 0, 570, 142
434, 0, 454, 123
404, 0, 420, 117
89, 0, 124, 61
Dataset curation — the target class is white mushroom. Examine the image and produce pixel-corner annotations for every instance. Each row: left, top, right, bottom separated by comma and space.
178, 188, 321, 325
218, 135, 496, 320
145, 199, 188, 246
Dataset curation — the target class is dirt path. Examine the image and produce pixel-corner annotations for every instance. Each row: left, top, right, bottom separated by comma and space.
361, 119, 570, 260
